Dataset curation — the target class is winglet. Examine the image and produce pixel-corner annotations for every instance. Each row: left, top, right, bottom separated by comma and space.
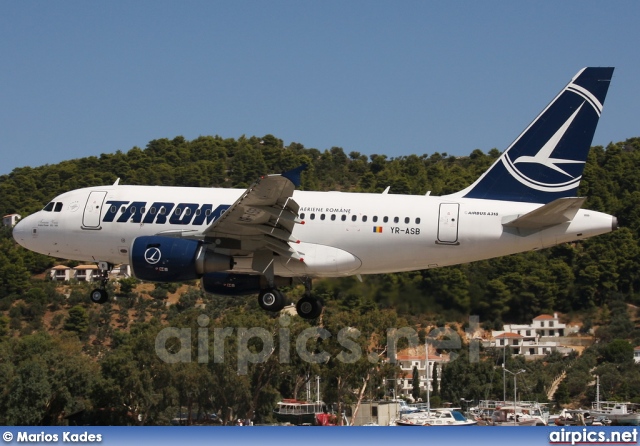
281, 164, 307, 188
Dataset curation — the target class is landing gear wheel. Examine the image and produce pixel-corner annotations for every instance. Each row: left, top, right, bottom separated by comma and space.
296, 296, 323, 319
258, 288, 286, 312
90, 288, 109, 304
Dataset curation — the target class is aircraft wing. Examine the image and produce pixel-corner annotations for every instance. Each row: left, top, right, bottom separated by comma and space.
199, 165, 306, 260
502, 197, 586, 230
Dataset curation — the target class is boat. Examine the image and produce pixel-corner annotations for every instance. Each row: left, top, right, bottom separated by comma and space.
471, 400, 548, 426
551, 409, 611, 426
396, 409, 477, 426
398, 399, 424, 415
273, 399, 332, 425
488, 406, 545, 426
588, 376, 640, 426
590, 401, 640, 426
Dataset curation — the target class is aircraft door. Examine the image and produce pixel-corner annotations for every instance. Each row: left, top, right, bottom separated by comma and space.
83, 191, 107, 229
437, 203, 459, 244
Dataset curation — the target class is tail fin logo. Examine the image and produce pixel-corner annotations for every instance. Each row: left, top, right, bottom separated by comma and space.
454, 67, 613, 203
503, 102, 586, 192
501, 78, 605, 194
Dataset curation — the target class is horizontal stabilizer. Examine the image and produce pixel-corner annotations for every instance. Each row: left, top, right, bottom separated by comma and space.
502, 197, 586, 229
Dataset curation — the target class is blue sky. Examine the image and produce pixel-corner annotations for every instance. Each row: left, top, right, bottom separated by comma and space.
1, 1, 639, 176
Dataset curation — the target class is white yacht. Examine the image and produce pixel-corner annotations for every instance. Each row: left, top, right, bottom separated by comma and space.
396, 409, 477, 426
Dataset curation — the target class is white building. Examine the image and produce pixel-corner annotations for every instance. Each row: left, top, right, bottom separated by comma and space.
487, 313, 575, 358
50, 265, 99, 282
50, 264, 130, 283
390, 347, 447, 400
2, 214, 21, 227
498, 313, 567, 338
350, 400, 402, 426
634, 346, 640, 364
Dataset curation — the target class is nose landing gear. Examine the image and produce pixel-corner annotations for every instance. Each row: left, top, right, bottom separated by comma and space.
90, 288, 109, 304
89, 262, 113, 304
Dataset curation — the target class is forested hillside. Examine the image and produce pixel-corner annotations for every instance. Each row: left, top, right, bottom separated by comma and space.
0, 134, 639, 425
3, 134, 640, 323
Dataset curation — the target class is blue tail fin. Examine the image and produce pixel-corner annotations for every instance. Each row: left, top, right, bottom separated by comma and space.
452, 67, 614, 203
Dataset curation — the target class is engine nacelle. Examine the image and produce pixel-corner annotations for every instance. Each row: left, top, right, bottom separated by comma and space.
202, 273, 292, 296
130, 236, 232, 282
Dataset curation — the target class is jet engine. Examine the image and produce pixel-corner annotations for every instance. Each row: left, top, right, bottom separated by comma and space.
130, 236, 232, 282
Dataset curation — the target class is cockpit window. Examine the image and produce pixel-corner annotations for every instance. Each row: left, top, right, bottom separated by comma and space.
54, 202, 63, 212
43, 202, 55, 212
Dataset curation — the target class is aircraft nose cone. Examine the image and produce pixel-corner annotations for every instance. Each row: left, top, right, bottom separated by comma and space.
12, 216, 32, 249
12, 218, 26, 245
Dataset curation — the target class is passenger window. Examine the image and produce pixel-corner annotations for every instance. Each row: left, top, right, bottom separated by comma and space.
150, 207, 156, 215
141, 207, 146, 214
159, 207, 166, 215
341, 215, 346, 221
331, 214, 336, 221
43, 202, 55, 212
54, 202, 63, 212
362, 216, 368, 222
195, 209, 201, 216
175, 208, 181, 216
300, 213, 305, 220
373, 216, 378, 223
121, 206, 126, 213
320, 214, 326, 220
110, 205, 117, 213
205, 209, 212, 216
351, 215, 357, 222
405, 217, 410, 224
383, 216, 389, 223
394, 217, 399, 223
184, 208, 191, 216
310, 213, 316, 220
415, 217, 421, 224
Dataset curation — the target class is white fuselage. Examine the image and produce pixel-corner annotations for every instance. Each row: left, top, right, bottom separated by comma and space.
12, 184, 616, 279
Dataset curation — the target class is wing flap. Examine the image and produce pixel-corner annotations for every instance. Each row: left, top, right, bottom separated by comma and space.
253, 223, 300, 243
201, 167, 305, 261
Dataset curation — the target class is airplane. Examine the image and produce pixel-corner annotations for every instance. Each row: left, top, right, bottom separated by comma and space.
12, 67, 617, 319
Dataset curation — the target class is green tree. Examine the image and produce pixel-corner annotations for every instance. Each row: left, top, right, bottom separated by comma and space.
412, 366, 420, 401
64, 306, 89, 334
119, 277, 138, 295
601, 339, 634, 365
554, 381, 571, 408
431, 362, 439, 398
0, 333, 98, 425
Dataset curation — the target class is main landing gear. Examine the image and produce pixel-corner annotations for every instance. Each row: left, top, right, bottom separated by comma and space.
295, 295, 322, 320
257, 288, 286, 312
257, 277, 323, 320
89, 262, 112, 304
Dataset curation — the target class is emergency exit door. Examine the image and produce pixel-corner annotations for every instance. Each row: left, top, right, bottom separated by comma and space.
437, 203, 459, 244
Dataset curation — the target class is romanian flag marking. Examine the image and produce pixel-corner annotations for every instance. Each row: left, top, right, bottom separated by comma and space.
373, 226, 383, 233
